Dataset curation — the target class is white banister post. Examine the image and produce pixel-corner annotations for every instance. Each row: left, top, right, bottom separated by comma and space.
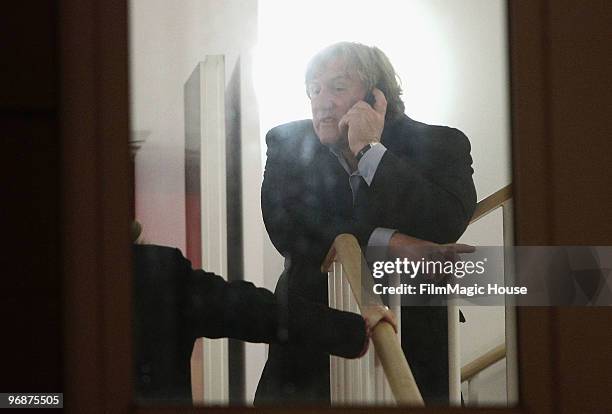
328, 262, 396, 405
447, 299, 462, 406
467, 372, 482, 407
326, 235, 424, 406
502, 200, 519, 406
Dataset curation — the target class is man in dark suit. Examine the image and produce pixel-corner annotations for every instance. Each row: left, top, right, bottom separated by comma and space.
133, 243, 395, 404
255, 42, 477, 405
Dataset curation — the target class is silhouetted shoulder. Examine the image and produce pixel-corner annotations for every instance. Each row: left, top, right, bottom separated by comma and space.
385, 114, 472, 161
265, 120, 323, 165
266, 119, 314, 146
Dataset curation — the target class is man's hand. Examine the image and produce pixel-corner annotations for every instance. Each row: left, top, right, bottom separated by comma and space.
338, 88, 387, 156
389, 232, 475, 282
389, 232, 475, 258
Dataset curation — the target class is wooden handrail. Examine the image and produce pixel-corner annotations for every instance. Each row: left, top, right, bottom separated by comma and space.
470, 184, 513, 223
461, 343, 506, 382
322, 234, 425, 406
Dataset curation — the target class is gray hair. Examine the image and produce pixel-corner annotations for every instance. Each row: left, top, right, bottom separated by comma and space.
305, 42, 405, 122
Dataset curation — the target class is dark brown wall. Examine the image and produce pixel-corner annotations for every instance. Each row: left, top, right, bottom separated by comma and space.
0, 2, 62, 393
509, 2, 612, 413
540, 2, 612, 413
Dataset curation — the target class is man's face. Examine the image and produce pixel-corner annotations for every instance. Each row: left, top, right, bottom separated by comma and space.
307, 58, 367, 146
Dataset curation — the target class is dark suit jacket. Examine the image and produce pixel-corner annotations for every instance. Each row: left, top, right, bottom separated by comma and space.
255, 114, 477, 405
132, 244, 366, 405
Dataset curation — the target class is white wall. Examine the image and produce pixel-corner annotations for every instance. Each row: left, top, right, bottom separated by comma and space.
130, 0, 259, 252
129, 0, 266, 404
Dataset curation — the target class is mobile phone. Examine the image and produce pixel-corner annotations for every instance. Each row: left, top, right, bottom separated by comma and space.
364, 90, 376, 106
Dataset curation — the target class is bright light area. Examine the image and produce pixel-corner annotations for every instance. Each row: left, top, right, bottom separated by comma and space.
254, 0, 453, 152
254, 0, 510, 200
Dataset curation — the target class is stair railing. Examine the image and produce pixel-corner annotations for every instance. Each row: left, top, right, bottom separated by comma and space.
322, 234, 424, 406
324, 184, 514, 406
